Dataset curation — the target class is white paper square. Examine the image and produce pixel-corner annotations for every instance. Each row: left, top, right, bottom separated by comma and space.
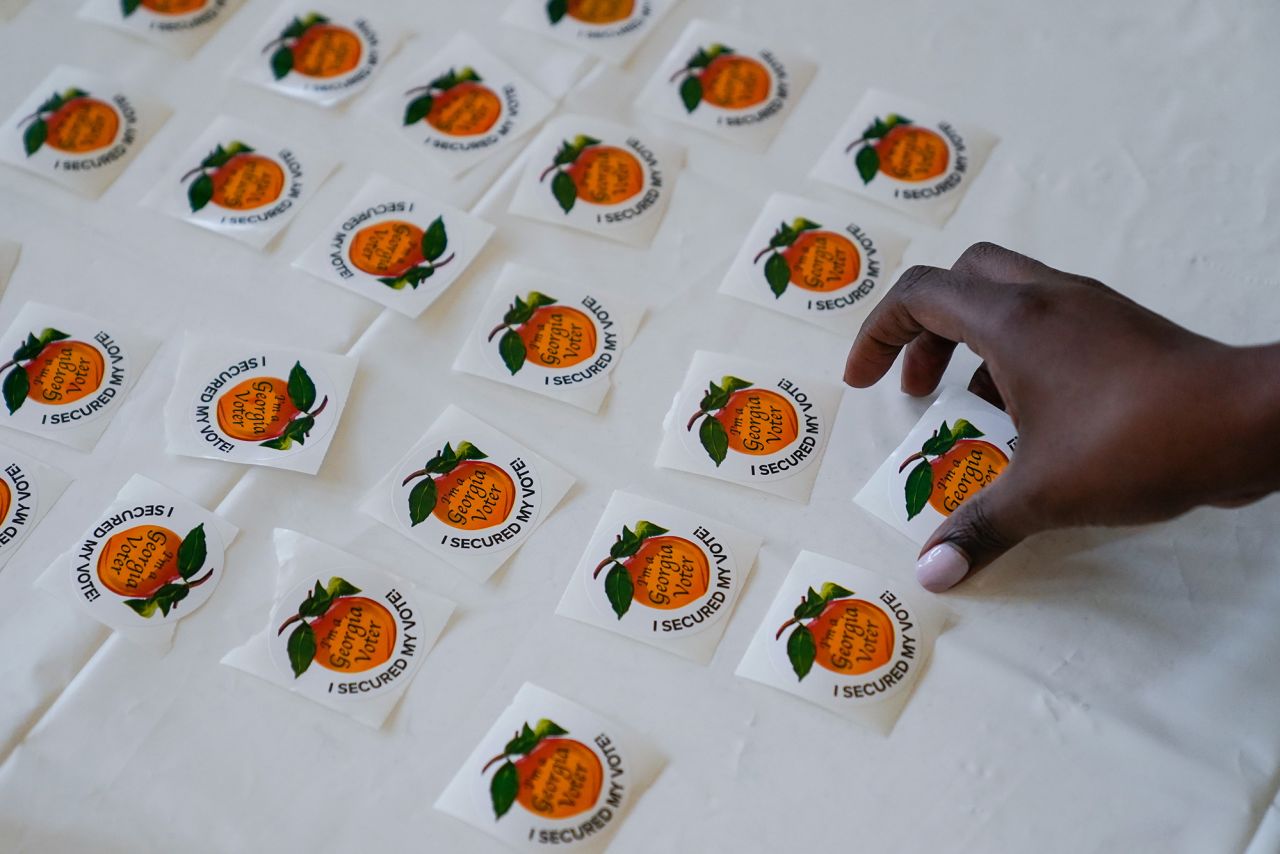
453, 264, 643, 412
508, 114, 682, 248
0, 443, 70, 573
361, 405, 575, 584
811, 89, 998, 225
656, 350, 842, 502
855, 388, 1018, 545
555, 491, 761, 663
79, 0, 243, 55
236, 7, 393, 107
222, 529, 454, 728
142, 115, 337, 250
736, 550, 946, 733
0, 66, 169, 197
502, 0, 676, 64
293, 174, 494, 317
435, 682, 663, 852
638, 19, 815, 150
163, 334, 356, 475
0, 301, 156, 451
718, 192, 907, 335
366, 32, 556, 177
36, 474, 239, 649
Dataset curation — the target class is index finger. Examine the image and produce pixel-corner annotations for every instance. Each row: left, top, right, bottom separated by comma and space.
842, 264, 1002, 388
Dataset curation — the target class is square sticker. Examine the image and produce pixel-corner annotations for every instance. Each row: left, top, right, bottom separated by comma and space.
656, 350, 842, 502
236, 7, 393, 107
555, 490, 762, 663
508, 114, 682, 248
453, 264, 643, 413
810, 89, 998, 225
855, 387, 1018, 545
0, 66, 169, 197
142, 115, 337, 250
718, 192, 907, 335
222, 529, 454, 728
0, 301, 156, 451
293, 174, 494, 317
79, 0, 243, 55
361, 405, 575, 584
735, 550, 945, 733
366, 32, 556, 177
501, 0, 675, 64
163, 334, 357, 475
638, 19, 815, 150
0, 443, 70, 573
435, 682, 663, 852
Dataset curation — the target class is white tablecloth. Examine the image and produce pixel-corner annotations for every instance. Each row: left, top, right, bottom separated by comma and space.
1, 1, 1279, 852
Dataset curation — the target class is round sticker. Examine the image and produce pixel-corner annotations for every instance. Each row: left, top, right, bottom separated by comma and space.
0, 325, 132, 430
482, 290, 621, 390
679, 373, 826, 482
583, 517, 739, 637
178, 139, 304, 228
0, 460, 39, 554
393, 433, 543, 554
268, 566, 422, 701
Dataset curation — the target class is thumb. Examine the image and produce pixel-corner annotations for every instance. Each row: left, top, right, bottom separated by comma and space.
913, 472, 1038, 592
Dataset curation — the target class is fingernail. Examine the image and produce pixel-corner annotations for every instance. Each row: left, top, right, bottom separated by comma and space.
915, 543, 969, 592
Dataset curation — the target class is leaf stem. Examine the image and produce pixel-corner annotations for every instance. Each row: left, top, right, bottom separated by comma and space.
775, 616, 799, 641
277, 612, 304, 636
179, 165, 206, 183
306, 395, 329, 420
430, 252, 456, 271
844, 135, 872, 154
0, 359, 17, 372
261, 36, 290, 54
538, 163, 562, 183
186, 568, 215, 589
481, 752, 509, 774
752, 246, 775, 264
685, 409, 707, 432
668, 66, 695, 83
401, 468, 430, 487
487, 323, 511, 342
404, 85, 435, 96
898, 451, 926, 474
592, 556, 619, 579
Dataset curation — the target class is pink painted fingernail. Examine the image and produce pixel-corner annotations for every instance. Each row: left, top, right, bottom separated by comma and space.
915, 543, 969, 592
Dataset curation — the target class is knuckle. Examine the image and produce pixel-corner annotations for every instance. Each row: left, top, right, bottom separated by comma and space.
1001, 285, 1056, 326
956, 241, 1005, 268
894, 264, 936, 295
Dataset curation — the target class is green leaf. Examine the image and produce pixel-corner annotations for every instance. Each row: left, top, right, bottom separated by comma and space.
721, 376, 753, 394
456, 67, 481, 83
121, 0, 141, 15
287, 623, 317, 678
533, 719, 567, 739
503, 295, 531, 325
3, 367, 28, 415
764, 252, 790, 297
700, 381, 728, 413
408, 477, 437, 526
787, 625, 816, 681
287, 362, 316, 412
819, 582, 853, 601
152, 583, 189, 617
855, 145, 880, 185
280, 17, 306, 39
22, 120, 46, 157
679, 76, 702, 113
325, 577, 359, 599
188, 173, 214, 212
609, 530, 639, 559
633, 520, 669, 541
921, 433, 955, 457
404, 94, 434, 126
526, 291, 557, 310
124, 597, 158, 618
379, 276, 408, 290
687, 48, 712, 70
491, 760, 519, 819
905, 460, 934, 520
176, 523, 206, 580
950, 418, 984, 440
793, 590, 824, 620
551, 170, 577, 214
259, 434, 293, 451
455, 441, 487, 462
885, 113, 911, 127
298, 590, 331, 618
498, 329, 527, 375
791, 218, 822, 233
504, 722, 537, 756
604, 563, 634, 619
422, 216, 447, 261
699, 416, 729, 467
270, 46, 294, 80
546, 0, 567, 24
285, 415, 314, 445
13, 335, 41, 362
38, 328, 69, 346
769, 223, 797, 249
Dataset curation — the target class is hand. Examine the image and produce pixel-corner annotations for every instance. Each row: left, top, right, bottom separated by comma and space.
844, 243, 1280, 592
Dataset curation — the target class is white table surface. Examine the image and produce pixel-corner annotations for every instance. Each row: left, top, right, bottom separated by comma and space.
1, 1, 1279, 852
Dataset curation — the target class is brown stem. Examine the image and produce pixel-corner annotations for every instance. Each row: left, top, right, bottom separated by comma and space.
306, 395, 329, 420
487, 323, 510, 342
429, 252, 456, 270
752, 246, 774, 264
261, 36, 289, 54
775, 616, 799, 641
277, 612, 304, 636
686, 410, 706, 432
668, 66, 694, 83
401, 468, 429, 487
179, 165, 206, 183
186, 568, 215, 589
593, 557, 617, 579
0, 359, 16, 373
482, 746, 513, 774
404, 84, 435, 96
17, 110, 44, 126
898, 451, 926, 474
539, 163, 561, 183
844, 135, 871, 154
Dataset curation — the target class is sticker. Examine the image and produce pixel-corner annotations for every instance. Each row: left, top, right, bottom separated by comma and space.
0, 66, 168, 197
555, 491, 761, 663
736, 551, 945, 733
454, 264, 643, 413
35, 475, 238, 648
78, 0, 242, 55
0, 302, 154, 451
656, 350, 841, 502
0, 444, 70, 573
435, 682, 663, 852
292, 174, 494, 317
239, 7, 389, 107
718, 192, 907, 334
855, 388, 1018, 544
508, 115, 682, 248
367, 32, 555, 177
811, 89, 998, 225
638, 20, 814, 150
221, 529, 453, 728
164, 335, 357, 474
361, 405, 575, 583
143, 115, 336, 250
501, 0, 675, 64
